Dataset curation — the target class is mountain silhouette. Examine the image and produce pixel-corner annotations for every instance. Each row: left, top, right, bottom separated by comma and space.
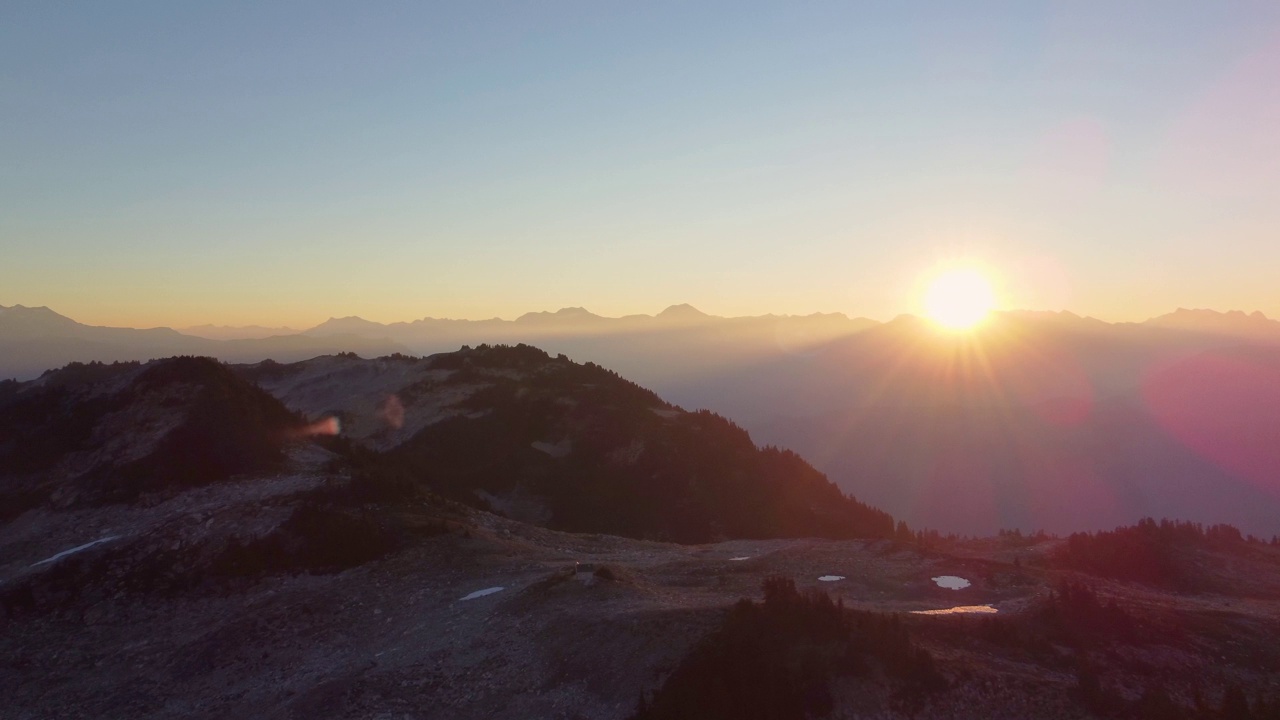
0, 305, 406, 381
1142, 308, 1280, 338
176, 324, 299, 341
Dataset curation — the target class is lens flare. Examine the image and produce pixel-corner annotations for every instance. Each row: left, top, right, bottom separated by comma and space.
377, 394, 405, 430
291, 416, 341, 438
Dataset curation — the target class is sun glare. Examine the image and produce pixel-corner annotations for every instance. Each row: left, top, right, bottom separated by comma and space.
924, 268, 996, 330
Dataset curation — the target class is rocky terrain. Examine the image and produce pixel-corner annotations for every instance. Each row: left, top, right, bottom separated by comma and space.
2, 349, 1280, 718
4, 462, 1279, 718
236, 346, 896, 543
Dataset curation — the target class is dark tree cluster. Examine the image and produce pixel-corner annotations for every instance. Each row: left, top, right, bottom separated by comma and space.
231, 357, 294, 385
0, 362, 153, 518
1055, 517, 1259, 589
997, 527, 1053, 544
0, 356, 306, 515
434, 343, 666, 406
211, 500, 409, 578
971, 581, 1280, 719
632, 577, 944, 720
0, 381, 120, 476
107, 357, 304, 500
1041, 580, 1139, 645
34, 359, 141, 388
1073, 662, 1280, 720
974, 579, 1140, 663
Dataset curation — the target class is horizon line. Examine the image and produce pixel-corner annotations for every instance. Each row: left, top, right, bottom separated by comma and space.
2, 301, 1276, 333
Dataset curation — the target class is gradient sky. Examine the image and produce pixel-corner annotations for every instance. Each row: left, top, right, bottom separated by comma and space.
3, 1, 1279, 329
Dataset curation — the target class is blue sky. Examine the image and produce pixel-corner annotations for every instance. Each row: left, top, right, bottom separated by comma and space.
3, 1, 1278, 327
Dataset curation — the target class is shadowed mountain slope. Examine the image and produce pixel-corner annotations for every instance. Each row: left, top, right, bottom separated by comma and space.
0, 357, 302, 516
241, 345, 897, 543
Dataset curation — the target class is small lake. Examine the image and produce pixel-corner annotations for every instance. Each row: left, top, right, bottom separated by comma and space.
932, 575, 970, 590
911, 604, 997, 615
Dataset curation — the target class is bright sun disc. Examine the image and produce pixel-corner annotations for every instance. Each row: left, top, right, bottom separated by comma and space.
924, 269, 995, 330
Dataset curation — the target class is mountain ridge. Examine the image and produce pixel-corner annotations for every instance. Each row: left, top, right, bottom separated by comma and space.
11, 303, 1280, 346
0, 305, 407, 382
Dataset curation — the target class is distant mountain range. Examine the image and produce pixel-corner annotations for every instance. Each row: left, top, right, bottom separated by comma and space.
1141, 307, 1280, 337
0, 304, 405, 381
9, 302, 1277, 387
176, 324, 300, 341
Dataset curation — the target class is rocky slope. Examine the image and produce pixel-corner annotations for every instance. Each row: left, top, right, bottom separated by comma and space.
0, 357, 301, 517
3, 470, 1279, 719
238, 345, 896, 543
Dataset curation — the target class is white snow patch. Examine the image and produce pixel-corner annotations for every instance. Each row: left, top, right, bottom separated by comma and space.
30, 536, 121, 568
530, 440, 571, 458
818, 575, 845, 582
932, 575, 971, 590
728, 556, 751, 561
459, 586, 505, 601
911, 605, 997, 616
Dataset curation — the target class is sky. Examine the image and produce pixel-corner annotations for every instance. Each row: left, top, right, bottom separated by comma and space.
3, 1, 1279, 329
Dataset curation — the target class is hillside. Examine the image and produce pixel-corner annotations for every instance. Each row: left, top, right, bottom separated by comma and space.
4, 484, 1279, 718
239, 345, 896, 543
0, 357, 301, 517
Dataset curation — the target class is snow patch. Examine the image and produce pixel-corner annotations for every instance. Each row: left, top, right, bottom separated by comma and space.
30, 536, 121, 568
459, 586, 504, 601
932, 575, 970, 590
818, 575, 845, 582
728, 556, 751, 561
530, 439, 572, 458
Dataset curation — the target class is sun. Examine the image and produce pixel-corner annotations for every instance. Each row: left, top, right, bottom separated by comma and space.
924, 268, 996, 330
